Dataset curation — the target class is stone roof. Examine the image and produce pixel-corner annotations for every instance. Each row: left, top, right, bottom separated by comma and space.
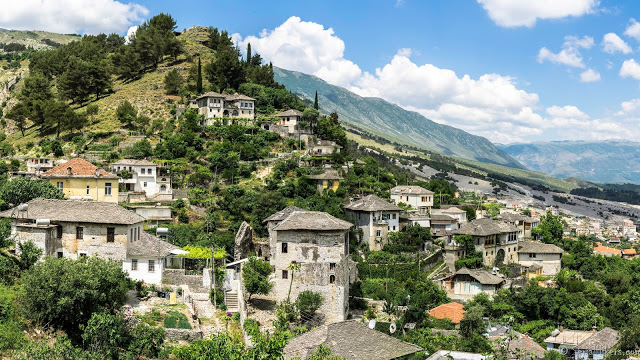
429, 302, 465, 324
225, 93, 256, 101
307, 171, 343, 180
454, 268, 504, 285
576, 327, 619, 350
264, 206, 306, 222
507, 333, 546, 359
518, 242, 564, 254
0, 198, 145, 225
313, 140, 342, 148
344, 194, 402, 212
431, 214, 457, 223
544, 330, 594, 346
274, 109, 303, 117
528, 263, 543, 271
442, 207, 466, 214
500, 212, 536, 223
127, 232, 179, 257
273, 211, 352, 231
453, 218, 519, 236
391, 185, 433, 195
196, 91, 225, 99
42, 158, 117, 179
283, 320, 422, 360
427, 350, 487, 360
112, 159, 156, 166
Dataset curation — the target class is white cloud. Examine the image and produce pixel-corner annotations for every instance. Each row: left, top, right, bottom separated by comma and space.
125, 25, 138, 44
624, 18, 640, 41
546, 105, 589, 120
234, 16, 362, 87
476, 0, 598, 28
537, 47, 585, 68
602, 33, 632, 54
0, 0, 149, 35
620, 59, 640, 80
580, 68, 601, 82
564, 35, 594, 49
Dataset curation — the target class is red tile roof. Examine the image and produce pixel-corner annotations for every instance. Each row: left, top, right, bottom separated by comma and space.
429, 302, 466, 324
42, 158, 117, 178
623, 248, 637, 255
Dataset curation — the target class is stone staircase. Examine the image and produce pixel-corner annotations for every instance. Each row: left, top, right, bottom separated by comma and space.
225, 291, 239, 312
427, 262, 448, 279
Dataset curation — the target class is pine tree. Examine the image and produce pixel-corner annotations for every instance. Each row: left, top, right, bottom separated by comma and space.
314, 91, 319, 110
196, 57, 203, 94
246, 43, 252, 66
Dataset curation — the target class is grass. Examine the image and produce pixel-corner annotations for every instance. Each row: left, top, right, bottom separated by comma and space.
163, 310, 192, 330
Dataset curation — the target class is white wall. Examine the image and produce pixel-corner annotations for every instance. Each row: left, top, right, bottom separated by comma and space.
123, 256, 164, 285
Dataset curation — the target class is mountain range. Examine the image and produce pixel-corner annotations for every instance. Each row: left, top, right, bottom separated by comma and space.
499, 140, 640, 184
273, 67, 524, 169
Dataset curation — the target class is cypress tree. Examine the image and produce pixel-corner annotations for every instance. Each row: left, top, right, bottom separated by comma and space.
246, 43, 252, 67
314, 91, 319, 110
196, 56, 203, 94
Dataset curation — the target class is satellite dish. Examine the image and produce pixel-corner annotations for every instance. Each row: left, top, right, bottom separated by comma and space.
389, 322, 397, 334
368, 319, 376, 329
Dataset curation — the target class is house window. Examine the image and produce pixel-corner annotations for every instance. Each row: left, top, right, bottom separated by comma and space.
529, 253, 536, 258
57, 251, 63, 258
86, 185, 90, 195
131, 259, 137, 271
57, 225, 63, 238
76, 227, 83, 239
130, 228, 134, 241
148, 260, 155, 272
105, 183, 112, 196
79, 252, 87, 258
56, 182, 63, 191
330, 263, 336, 270
376, 230, 382, 237
143, 182, 147, 187
329, 275, 336, 284
392, 214, 397, 219
148, 168, 152, 175
141, 168, 145, 174
282, 242, 288, 253
282, 270, 288, 279
392, 226, 396, 231
107, 227, 115, 242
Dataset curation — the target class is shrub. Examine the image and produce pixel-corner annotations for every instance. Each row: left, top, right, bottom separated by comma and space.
296, 290, 324, 317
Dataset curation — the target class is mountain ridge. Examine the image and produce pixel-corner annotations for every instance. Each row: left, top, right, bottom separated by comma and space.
273, 67, 524, 169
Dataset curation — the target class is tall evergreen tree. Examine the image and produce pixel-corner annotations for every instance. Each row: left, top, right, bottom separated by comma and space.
196, 57, 203, 94
246, 43, 252, 66
314, 91, 319, 110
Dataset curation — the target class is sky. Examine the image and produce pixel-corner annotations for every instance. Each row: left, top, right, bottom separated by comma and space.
3, 0, 640, 144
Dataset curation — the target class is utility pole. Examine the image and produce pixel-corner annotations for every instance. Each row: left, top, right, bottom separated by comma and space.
211, 244, 216, 310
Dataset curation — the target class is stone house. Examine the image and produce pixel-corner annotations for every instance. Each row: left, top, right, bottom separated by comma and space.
500, 212, 539, 239
283, 320, 423, 360
122, 231, 180, 285
439, 207, 468, 225
26, 157, 61, 174
575, 327, 619, 360
0, 198, 145, 261
517, 242, 564, 276
196, 91, 256, 125
41, 158, 119, 203
267, 208, 353, 323
453, 218, 520, 266
344, 194, 402, 251
430, 214, 458, 237
544, 329, 596, 358
126, 204, 173, 225
307, 170, 342, 193
441, 268, 505, 300
112, 159, 172, 198
309, 140, 342, 156
390, 185, 434, 215
273, 109, 303, 134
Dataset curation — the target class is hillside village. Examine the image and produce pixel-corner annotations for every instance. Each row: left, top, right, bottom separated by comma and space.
2, 13, 640, 360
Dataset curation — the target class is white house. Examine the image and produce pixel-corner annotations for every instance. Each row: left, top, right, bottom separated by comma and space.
273, 109, 303, 134
112, 159, 172, 198
344, 194, 402, 251
196, 91, 256, 125
440, 207, 468, 224
390, 185, 434, 215
122, 232, 181, 285
517, 241, 564, 276
127, 204, 173, 225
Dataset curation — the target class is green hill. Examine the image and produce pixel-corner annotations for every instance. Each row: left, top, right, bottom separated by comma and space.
0, 28, 79, 50
273, 67, 524, 169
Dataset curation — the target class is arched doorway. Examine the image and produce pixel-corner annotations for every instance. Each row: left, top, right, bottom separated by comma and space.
496, 249, 506, 265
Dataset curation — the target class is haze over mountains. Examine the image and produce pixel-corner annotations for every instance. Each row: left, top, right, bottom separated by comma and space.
273, 67, 524, 169
499, 140, 640, 184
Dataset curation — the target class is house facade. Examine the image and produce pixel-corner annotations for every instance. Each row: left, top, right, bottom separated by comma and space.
441, 268, 505, 300
273, 109, 304, 134
440, 207, 468, 225
500, 212, 539, 238
309, 140, 342, 156
575, 327, 619, 360
0, 198, 145, 261
430, 214, 458, 237
517, 241, 564, 276
390, 185, 434, 215
122, 232, 180, 285
307, 171, 342, 193
344, 194, 402, 251
41, 158, 119, 203
26, 157, 61, 174
453, 218, 520, 266
112, 159, 172, 198
196, 91, 256, 125
267, 208, 352, 323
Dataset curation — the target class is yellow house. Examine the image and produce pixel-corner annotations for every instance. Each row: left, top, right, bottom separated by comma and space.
308, 171, 342, 193
526, 263, 543, 280
41, 158, 119, 203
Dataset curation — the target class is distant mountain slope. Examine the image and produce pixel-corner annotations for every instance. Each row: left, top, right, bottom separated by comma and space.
499, 141, 640, 183
0, 29, 79, 50
273, 67, 524, 169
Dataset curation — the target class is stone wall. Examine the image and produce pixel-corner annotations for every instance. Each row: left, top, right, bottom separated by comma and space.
163, 269, 207, 292
164, 328, 203, 341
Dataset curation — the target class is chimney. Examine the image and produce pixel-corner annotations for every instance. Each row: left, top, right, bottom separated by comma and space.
592, 326, 597, 333
67, 167, 72, 175
559, 325, 563, 332
95, 168, 100, 177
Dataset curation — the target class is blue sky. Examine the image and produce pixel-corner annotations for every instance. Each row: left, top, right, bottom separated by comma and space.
3, 0, 640, 143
